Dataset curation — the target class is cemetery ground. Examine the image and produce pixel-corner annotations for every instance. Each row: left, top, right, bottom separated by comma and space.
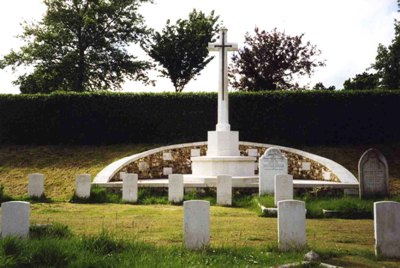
0, 144, 399, 267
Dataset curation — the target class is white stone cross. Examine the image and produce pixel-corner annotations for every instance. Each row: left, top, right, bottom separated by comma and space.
208, 27, 238, 131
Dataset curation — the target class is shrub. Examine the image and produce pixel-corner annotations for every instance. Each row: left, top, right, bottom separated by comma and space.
70, 186, 121, 204
29, 223, 72, 239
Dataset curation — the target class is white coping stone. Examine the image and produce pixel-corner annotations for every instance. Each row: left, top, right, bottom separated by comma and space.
163, 152, 173, 161
122, 174, 138, 203
138, 162, 150, 172
302, 162, 311, 171
374, 201, 400, 258
217, 175, 232, 206
1, 201, 30, 238
168, 174, 184, 203
191, 149, 201, 157
274, 174, 293, 206
323, 171, 331, 181
163, 167, 173, 176
259, 147, 288, 195
278, 200, 306, 251
28, 173, 44, 198
75, 174, 91, 199
184, 200, 210, 250
247, 149, 258, 157
93, 141, 358, 188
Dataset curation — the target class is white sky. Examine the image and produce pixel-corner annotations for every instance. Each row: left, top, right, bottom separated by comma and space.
0, 0, 398, 94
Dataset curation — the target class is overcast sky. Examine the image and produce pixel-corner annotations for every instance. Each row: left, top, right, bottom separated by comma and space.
0, 0, 398, 94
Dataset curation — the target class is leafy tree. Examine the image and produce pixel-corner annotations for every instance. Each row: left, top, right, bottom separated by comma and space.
144, 9, 219, 92
343, 72, 379, 90
229, 27, 325, 91
313, 82, 335, 90
0, 0, 152, 93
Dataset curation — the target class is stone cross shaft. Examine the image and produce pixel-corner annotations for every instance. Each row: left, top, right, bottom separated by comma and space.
208, 28, 238, 131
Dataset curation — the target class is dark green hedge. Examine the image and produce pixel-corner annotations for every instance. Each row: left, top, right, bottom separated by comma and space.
0, 90, 399, 145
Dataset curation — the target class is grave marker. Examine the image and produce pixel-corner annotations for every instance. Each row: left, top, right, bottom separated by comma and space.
278, 200, 306, 251
1, 201, 30, 238
163, 167, 173, 176
359, 149, 389, 198
184, 200, 210, 250
274, 174, 293, 206
169, 174, 184, 203
374, 201, 400, 258
217, 175, 232, 206
75, 174, 91, 199
122, 173, 138, 203
28, 173, 44, 198
259, 148, 288, 195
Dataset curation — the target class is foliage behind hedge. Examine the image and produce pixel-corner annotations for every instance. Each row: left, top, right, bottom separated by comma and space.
0, 90, 399, 145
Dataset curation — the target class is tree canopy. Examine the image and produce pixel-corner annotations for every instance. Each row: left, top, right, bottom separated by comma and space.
343, 72, 379, 90
0, 0, 152, 93
144, 9, 219, 92
229, 28, 325, 91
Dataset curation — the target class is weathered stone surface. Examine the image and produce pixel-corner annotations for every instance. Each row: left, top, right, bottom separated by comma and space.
374, 201, 400, 258
359, 148, 389, 198
75, 174, 91, 199
259, 148, 288, 195
184, 200, 210, 250
217, 175, 232, 206
163, 167, 173, 176
1, 201, 30, 238
28, 173, 44, 198
168, 174, 184, 203
278, 200, 306, 251
301, 162, 311, 171
304, 251, 320, 262
191, 149, 201, 157
247, 148, 258, 157
274, 174, 293, 206
122, 173, 138, 203
163, 152, 173, 161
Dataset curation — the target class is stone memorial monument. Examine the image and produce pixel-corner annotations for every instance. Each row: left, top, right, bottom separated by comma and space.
28, 173, 44, 198
278, 200, 306, 251
183, 200, 210, 250
274, 174, 293, 206
75, 174, 91, 199
358, 148, 389, 198
168, 174, 184, 203
259, 147, 288, 195
217, 175, 232, 206
122, 173, 138, 203
1, 201, 30, 238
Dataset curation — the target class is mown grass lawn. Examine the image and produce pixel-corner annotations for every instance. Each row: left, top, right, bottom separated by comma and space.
0, 143, 399, 267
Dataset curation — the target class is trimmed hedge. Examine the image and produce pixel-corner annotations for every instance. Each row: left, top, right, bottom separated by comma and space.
0, 90, 399, 145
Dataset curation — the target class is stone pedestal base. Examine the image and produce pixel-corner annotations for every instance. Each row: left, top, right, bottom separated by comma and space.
207, 131, 240, 156
191, 156, 256, 177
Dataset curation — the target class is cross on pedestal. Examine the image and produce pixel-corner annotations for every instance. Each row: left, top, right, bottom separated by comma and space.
208, 28, 238, 131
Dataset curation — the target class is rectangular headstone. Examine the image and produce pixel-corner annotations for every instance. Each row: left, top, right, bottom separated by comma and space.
359, 148, 389, 198
75, 174, 91, 199
217, 175, 232, 206
184, 200, 210, 250
278, 200, 306, 251
191, 149, 201, 157
163, 167, 173, 176
28, 173, 44, 198
374, 201, 400, 258
163, 152, 173, 161
259, 148, 288, 195
247, 149, 258, 157
169, 174, 184, 203
122, 173, 138, 203
274, 174, 293, 206
1, 201, 30, 238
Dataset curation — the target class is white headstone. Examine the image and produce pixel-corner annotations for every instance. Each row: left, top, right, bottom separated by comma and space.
163, 167, 173, 176
28, 173, 44, 198
259, 148, 288, 195
278, 200, 306, 251
374, 201, 400, 258
359, 148, 389, 198
122, 173, 138, 203
163, 152, 173, 161
1, 201, 30, 238
75, 174, 91, 199
169, 174, 184, 203
191, 149, 201, 157
247, 149, 258, 157
274, 174, 293, 206
120, 172, 127, 180
217, 175, 232, 206
184, 200, 210, 250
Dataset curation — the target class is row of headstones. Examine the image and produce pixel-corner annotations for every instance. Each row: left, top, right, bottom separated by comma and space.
3, 199, 398, 258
